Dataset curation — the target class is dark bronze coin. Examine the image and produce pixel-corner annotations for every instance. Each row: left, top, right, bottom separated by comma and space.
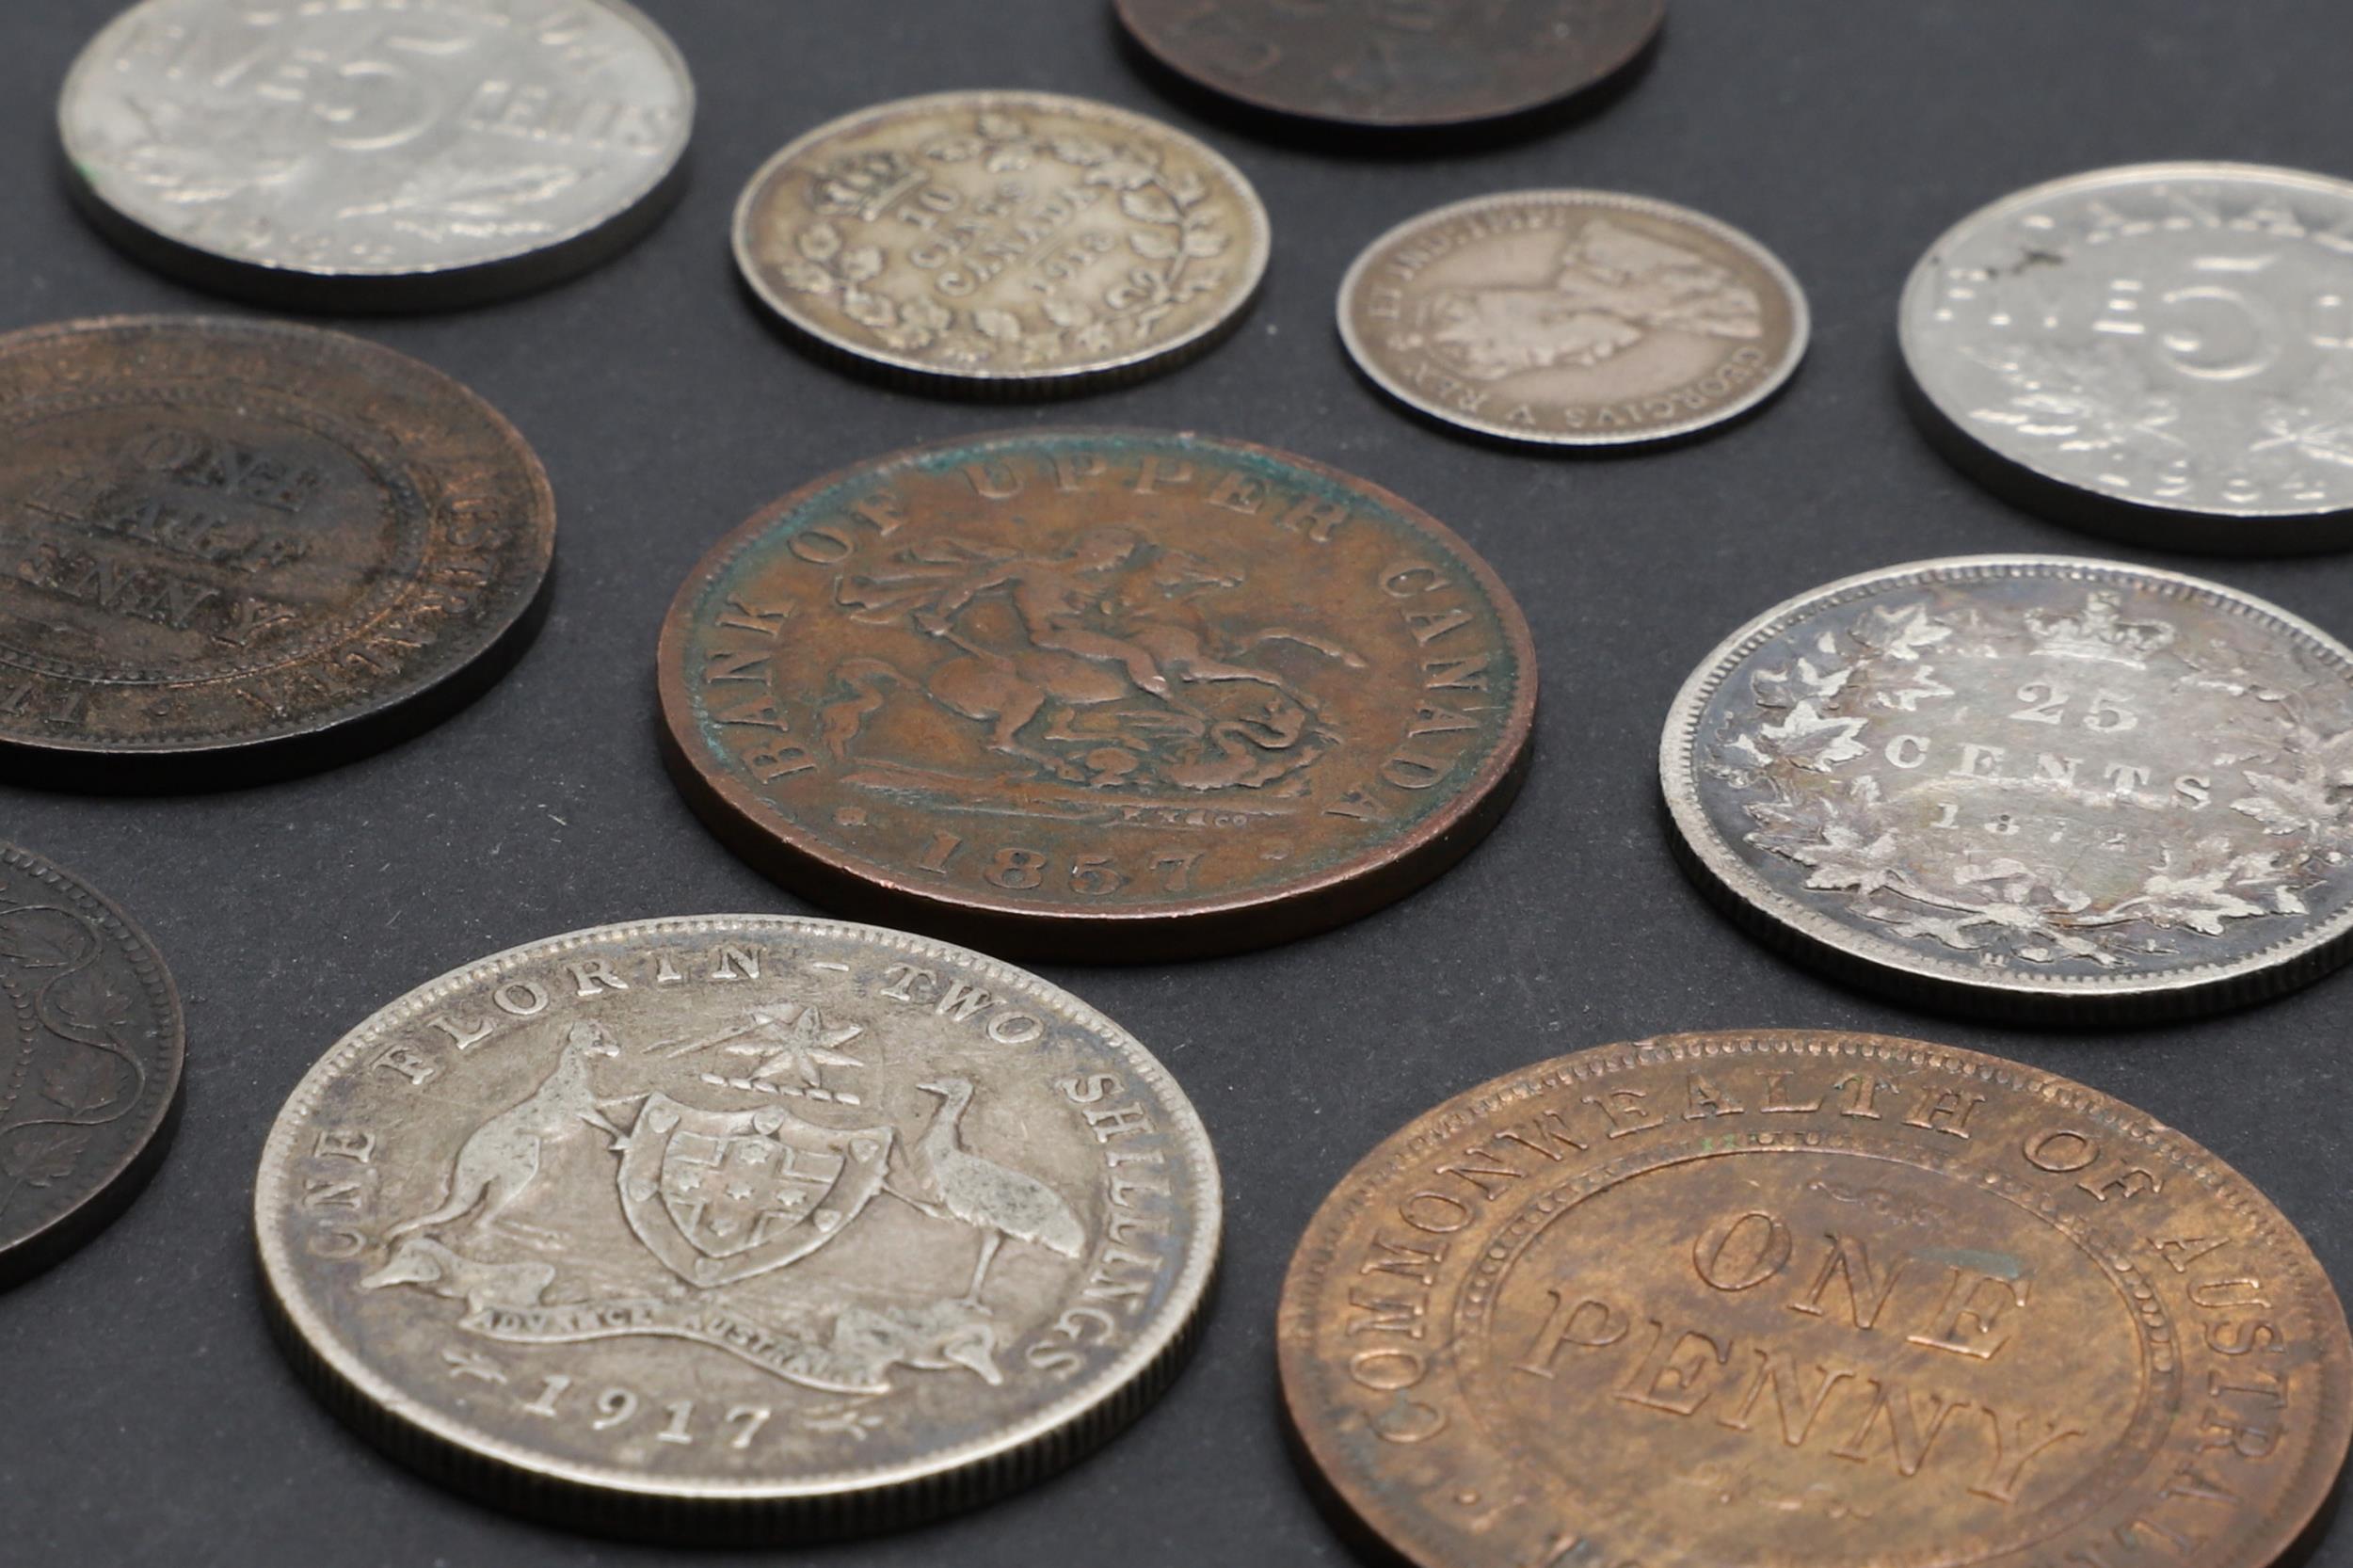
0, 841, 184, 1288
0, 316, 555, 788
658, 429, 1537, 960
1114, 0, 1664, 133
1280, 1029, 2353, 1568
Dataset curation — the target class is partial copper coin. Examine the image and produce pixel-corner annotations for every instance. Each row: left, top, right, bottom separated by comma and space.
1340, 190, 1808, 447
658, 429, 1536, 959
1115, 0, 1664, 132
732, 91, 1269, 394
256, 916, 1219, 1538
0, 316, 554, 787
1280, 1029, 2353, 1568
59, 0, 694, 311
1662, 556, 2353, 1020
0, 842, 184, 1288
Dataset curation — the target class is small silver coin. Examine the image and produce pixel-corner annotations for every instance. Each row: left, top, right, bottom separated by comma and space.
1661, 555, 2353, 1020
733, 91, 1270, 394
1338, 190, 1808, 448
1901, 162, 2353, 552
58, 0, 694, 310
254, 917, 1219, 1538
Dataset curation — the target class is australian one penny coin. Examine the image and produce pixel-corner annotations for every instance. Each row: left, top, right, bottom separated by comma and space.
1662, 556, 2353, 1020
0, 841, 184, 1288
732, 91, 1270, 393
255, 916, 1219, 1538
1279, 1029, 2353, 1568
59, 0, 694, 310
1901, 163, 2353, 553
1115, 0, 1664, 132
0, 316, 554, 787
1340, 190, 1808, 447
657, 429, 1537, 960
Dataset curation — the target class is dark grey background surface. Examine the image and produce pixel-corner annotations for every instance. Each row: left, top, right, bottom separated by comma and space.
4, 2, 2351, 1564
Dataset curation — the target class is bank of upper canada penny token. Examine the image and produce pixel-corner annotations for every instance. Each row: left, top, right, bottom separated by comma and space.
254, 916, 1218, 1538
1902, 163, 2353, 553
732, 92, 1270, 394
1278, 1030, 2353, 1568
0, 316, 554, 787
58, 0, 693, 311
0, 842, 184, 1288
1661, 556, 2353, 1021
1339, 191, 1808, 448
657, 429, 1536, 960
1114, 0, 1664, 133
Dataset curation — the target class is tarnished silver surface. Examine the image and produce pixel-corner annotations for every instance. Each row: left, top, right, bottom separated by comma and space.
1902, 163, 2353, 552
732, 91, 1270, 394
1661, 556, 2353, 1019
254, 917, 1217, 1538
1339, 191, 1807, 447
58, 0, 694, 309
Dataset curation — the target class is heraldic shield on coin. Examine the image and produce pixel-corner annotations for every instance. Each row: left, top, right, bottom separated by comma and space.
1901, 163, 2353, 552
1340, 191, 1809, 447
657, 430, 1536, 959
58, 0, 695, 309
0, 316, 555, 785
0, 842, 184, 1288
255, 918, 1219, 1537
1663, 556, 2353, 1019
1278, 1032, 2353, 1568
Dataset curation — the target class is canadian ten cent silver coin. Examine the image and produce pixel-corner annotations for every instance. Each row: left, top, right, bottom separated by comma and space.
733, 91, 1270, 394
255, 916, 1219, 1538
1340, 190, 1807, 447
1902, 162, 2353, 552
1662, 556, 2353, 1020
0, 841, 184, 1288
59, 0, 694, 310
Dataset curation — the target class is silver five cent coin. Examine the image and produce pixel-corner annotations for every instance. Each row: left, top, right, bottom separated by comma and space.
734, 91, 1270, 395
255, 917, 1219, 1538
1662, 556, 2353, 1020
59, 0, 694, 310
0, 842, 184, 1288
1339, 190, 1807, 447
1902, 162, 2353, 552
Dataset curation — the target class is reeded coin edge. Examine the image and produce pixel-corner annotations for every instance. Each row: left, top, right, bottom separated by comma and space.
1659, 554, 2353, 1013
1337, 188, 1810, 449
1276, 1030, 2353, 1568
655, 428, 1539, 946
0, 313, 556, 760
252, 915, 1222, 1520
1898, 161, 2353, 525
729, 90, 1272, 390
56, 0, 696, 286
0, 842, 184, 1275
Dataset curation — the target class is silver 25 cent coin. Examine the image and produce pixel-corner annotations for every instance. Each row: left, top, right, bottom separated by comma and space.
733, 91, 1270, 395
1903, 162, 2353, 552
1662, 555, 2353, 1021
0, 841, 184, 1288
58, 0, 694, 310
1340, 190, 1807, 448
255, 917, 1219, 1538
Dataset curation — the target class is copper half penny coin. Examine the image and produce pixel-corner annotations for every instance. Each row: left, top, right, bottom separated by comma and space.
658, 429, 1536, 959
1279, 1030, 2353, 1568
0, 841, 184, 1288
1340, 190, 1808, 448
1115, 0, 1665, 133
0, 316, 555, 787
